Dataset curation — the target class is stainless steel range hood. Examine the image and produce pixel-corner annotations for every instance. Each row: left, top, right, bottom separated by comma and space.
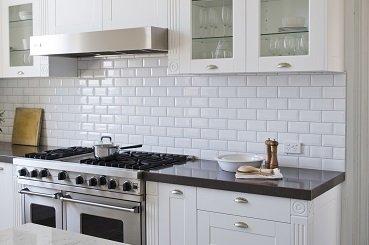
30, 27, 168, 57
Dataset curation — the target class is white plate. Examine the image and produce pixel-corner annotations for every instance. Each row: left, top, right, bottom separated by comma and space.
215, 154, 264, 172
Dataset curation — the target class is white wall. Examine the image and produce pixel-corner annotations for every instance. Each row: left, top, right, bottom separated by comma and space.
0, 54, 346, 171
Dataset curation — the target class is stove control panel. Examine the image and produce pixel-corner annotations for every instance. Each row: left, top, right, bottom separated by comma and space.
16, 166, 143, 195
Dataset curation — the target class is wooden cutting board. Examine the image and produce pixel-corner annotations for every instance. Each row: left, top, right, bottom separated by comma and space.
12, 108, 43, 146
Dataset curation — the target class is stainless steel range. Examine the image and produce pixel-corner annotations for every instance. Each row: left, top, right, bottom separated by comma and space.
14, 147, 193, 245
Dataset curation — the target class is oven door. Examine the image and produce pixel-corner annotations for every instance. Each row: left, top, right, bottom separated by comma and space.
62, 192, 142, 245
20, 186, 63, 229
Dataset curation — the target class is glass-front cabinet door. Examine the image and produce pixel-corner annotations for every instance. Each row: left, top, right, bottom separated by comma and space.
2, 0, 41, 77
257, 0, 326, 72
180, 0, 246, 73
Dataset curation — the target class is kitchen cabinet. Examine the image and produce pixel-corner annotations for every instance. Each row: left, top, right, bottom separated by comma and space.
1, 0, 77, 78
147, 182, 342, 245
170, 0, 247, 74
250, 0, 344, 72
48, 0, 103, 34
102, 0, 167, 30
146, 182, 197, 245
0, 162, 14, 230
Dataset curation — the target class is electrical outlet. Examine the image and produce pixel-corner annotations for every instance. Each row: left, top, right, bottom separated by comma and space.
284, 143, 302, 154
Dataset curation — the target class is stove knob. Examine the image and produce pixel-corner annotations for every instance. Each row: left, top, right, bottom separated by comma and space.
99, 176, 107, 186
88, 177, 98, 187
39, 169, 50, 178
75, 176, 84, 185
30, 169, 39, 178
108, 179, 118, 190
18, 168, 29, 177
122, 181, 132, 192
58, 171, 68, 180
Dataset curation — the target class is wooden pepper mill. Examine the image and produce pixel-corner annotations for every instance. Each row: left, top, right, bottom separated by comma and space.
265, 139, 279, 169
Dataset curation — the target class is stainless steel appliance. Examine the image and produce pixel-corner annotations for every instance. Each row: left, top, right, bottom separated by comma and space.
15, 147, 193, 245
30, 27, 168, 57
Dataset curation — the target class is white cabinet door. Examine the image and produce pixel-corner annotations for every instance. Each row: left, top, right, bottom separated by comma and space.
250, 0, 344, 72
0, 163, 14, 230
158, 183, 197, 245
179, 0, 246, 74
48, 0, 103, 34
102, 0, 167, 30
198, 210, 290, 245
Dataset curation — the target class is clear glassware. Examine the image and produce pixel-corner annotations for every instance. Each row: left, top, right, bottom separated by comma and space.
222, 6, 232, 36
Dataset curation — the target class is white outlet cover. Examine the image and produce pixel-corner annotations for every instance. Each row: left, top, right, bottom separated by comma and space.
284, 142, 302, 154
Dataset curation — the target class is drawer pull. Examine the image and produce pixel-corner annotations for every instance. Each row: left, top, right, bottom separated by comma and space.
206, 64, 218, 70
234, 222, 249, 229
17, 71, 24, 75
0, 167, 3, 171
277, 62, 292, 68
234, 197, 248, 204
171, 190, 183, 195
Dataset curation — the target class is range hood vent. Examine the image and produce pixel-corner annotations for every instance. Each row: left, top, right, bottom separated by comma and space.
30, 27, 168, 57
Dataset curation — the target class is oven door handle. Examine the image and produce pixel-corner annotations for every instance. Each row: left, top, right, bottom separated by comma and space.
19, 188, 60, 199
59, 196, 140, 213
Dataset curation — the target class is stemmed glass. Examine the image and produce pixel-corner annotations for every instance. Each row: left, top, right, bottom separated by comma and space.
198, 8, 208, 37
221, 6, 232, 36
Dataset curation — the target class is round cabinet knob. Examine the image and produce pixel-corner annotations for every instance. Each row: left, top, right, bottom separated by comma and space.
39, 169, 50, 178
75, 176, 84, 185
19, 168, 29, 177
99, 176, 107, 186
58, 171, 68, 180
30, 169, 39, 178
122, 181, 132, 192
108, 179, 118, 190
88, 177, 98, 187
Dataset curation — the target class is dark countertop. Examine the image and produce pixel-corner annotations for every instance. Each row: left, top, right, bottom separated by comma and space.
144, 160, 345, 200
0, 142, 54, 163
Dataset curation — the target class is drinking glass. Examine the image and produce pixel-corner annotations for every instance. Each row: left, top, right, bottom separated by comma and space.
221, 6, 232, 36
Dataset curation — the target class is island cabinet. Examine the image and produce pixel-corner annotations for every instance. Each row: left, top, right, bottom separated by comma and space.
1, 0, 77, 78
168, 0, 344, 74
146, 181, 342, 245
0, 162, 14, 230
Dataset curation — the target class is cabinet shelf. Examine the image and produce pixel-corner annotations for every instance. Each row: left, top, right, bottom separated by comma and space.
9, 19, 32, 24
193, 35, 233, 41
192, 0, 232, 8
10, 49, 30, 53
261, 30, 308, 36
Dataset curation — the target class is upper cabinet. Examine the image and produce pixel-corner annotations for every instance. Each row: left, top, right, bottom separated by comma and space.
1, 0, 77, 78
102, 0, 168, 30
171, 0, 344, 74
174, 0, 247, 74
48, 0, 103, 34
254, 0, 344, 72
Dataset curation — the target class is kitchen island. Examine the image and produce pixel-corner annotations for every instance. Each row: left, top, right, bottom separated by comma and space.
0, 223, 128, 245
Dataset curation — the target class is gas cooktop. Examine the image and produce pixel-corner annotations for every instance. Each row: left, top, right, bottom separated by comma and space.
24, 147, 194, 171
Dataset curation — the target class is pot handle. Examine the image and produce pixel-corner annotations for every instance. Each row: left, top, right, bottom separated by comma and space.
100, 136, 112, 143
120, 144, 143, 150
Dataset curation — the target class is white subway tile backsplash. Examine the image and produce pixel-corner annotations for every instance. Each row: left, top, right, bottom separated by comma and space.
0, 55, 346, 171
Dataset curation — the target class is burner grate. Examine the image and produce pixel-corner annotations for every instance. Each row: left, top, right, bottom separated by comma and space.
25, 147, 94, 160
80, 151, 192, 170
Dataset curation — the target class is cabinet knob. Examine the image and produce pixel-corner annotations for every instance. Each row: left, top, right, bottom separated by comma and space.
17, 71, 24, 75
234, 222, 249, 229
0, 167, 4, 171
206, 64, 218, 70
171, 190, 183, 195
277, 63, 292, 68
234, 197, 248, 204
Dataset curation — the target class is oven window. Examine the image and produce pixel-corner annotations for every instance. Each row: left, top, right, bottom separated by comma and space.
81, 214, 124, 242
30, 204, 56, 228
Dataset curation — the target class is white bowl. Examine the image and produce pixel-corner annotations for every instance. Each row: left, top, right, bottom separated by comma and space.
215, 154, 264, 172
19, 11, 32, 20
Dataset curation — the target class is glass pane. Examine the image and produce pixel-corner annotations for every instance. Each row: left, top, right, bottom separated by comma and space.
9, 3, 33, 67
260, 0, 309, 57
81, 214, 124, 243
30, 204, 56, 228
192, 0, 233, 60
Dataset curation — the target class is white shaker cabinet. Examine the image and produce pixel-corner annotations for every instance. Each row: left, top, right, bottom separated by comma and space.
0, 162, 14, 230
1, 0, 77, 78
102, 0, 167, 30
48, 0, 103, 34
146, 182, 197, 245
249, 0, 344, 72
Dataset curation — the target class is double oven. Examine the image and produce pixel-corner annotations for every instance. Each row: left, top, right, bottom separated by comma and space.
19, 179, 145, 245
